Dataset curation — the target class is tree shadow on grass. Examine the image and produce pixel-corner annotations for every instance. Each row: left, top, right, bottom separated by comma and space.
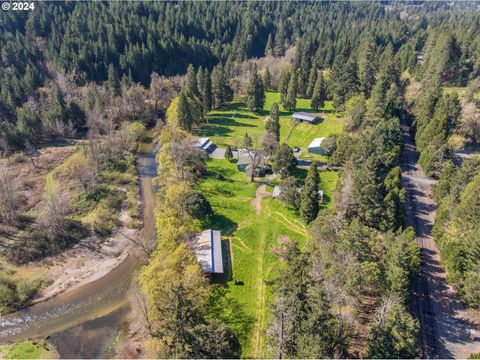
208, 116, 259, 127
197, 124, 233, 138
207, 284, 255, 346
293, 167, 308, 183
209, 214, 237, 235
206, 165, 237, 179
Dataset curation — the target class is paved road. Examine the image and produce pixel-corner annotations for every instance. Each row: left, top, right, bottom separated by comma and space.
400, 121, 480, 358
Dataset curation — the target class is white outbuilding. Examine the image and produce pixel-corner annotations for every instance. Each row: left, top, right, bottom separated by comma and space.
307, 137, 327, 155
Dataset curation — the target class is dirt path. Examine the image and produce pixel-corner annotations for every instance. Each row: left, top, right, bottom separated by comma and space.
251, 184, 271, 215
400, 121, 480, 358
250, 183, 271, 357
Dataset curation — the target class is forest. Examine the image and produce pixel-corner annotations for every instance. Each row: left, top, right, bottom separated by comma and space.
1, 1, 480, 358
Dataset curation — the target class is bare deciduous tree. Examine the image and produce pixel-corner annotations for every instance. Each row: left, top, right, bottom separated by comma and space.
0, 165, 19, 225
460, 102, 480, 143
40, 187, 71, 237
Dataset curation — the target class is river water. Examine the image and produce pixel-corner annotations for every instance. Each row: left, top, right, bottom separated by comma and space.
0, 135, 158, 357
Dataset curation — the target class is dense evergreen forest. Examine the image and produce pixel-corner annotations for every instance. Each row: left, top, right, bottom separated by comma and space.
1, 1, 480, 152
1, 1, 480, 358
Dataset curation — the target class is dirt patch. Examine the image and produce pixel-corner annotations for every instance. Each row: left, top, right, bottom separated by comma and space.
31, 208, 136, 303
251, 184, 271, 215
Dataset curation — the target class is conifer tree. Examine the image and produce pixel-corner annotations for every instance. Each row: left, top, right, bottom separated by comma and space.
184, 64, 199, 98
352, 157, 384, 228
358, 36, 377, 97
177, 93, 193, 130
265, 103, 281, 141
306, 65, 318, 99
272, 143, 297, 178
246, 65, 265, 112
107, 64, 120, 97
263, 68, 272, 91
279, 66, 290, 108
224, 145, 233, 161
311, 72, 326, 111
300, 162, 320, 223
265, 33, 273, 56
285, 70, 298, 111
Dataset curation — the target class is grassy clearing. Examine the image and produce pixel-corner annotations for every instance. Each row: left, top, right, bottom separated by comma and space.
0, 341, 57, 359
201, 159, 337, 357
197, 91, 345, 151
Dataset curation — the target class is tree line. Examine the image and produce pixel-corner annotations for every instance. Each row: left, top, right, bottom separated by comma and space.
2, 1, 480, 153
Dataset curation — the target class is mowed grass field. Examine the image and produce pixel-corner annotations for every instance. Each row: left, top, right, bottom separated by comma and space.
197, 91, 345, 151
200, 159, 338, 357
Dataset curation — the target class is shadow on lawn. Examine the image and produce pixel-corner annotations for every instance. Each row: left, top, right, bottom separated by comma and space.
207, 282, 255, 346
208, 116, 259, 127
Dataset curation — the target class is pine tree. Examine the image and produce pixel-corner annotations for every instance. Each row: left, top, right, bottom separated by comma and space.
263, 67, 272, 91
107, 64, 120, 97
331, 53, 359, 108
184, 64, 199, 98
245, 64, 265, 112
300, 162, 320, 223
203, 69, 212, 113
381, 167, 406, 231
272, 143, 297, 178
279, 66, 290, 108
352, 157, 384, 228
243, 133, 253, 148
265, 33, 273, 56
212, 64, 231, 109
306, 65, 318, 99
224, 145, 233, 161
265, 103, 280, 141
358, 36, 377, 97
311, 72, 326, 111
285, 70, 298, 111
177, 93, 193, 130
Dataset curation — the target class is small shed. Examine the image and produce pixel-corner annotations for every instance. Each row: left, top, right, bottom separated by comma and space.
196, 137, 215, 152
307, 138, 327, 155
292, 112, 320, 124
272, 185, 282, 198
318, 190, 324, 203
191, 229, 224, 274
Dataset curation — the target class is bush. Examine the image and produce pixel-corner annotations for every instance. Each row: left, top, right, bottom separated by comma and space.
0, 272, 39, 314
462, 271, 480, 308
92, 192, 123, 236
10, 152, 28, 164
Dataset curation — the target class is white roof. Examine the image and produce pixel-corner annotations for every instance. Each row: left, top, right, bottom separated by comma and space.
308, 138, 325, 148
273, 186, 282, 198
192, 229, 223, 273
292, 112, 318, 122
197, 137, 211, 149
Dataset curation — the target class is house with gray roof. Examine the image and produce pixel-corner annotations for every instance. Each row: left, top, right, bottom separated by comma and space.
292, 112, 320, 124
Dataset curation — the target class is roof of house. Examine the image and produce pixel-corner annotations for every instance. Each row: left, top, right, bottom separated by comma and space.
308, 137, 326, 148
197, 137, 213, 150
237, 151, 267, 167
191, 229, 223, 274
292, 112, 319, 122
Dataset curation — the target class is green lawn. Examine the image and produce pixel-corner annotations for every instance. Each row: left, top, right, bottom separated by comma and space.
0, 341, 57, 359
197, 91, 345, 151
200, 159, 338, 357
196, 92, 342, 356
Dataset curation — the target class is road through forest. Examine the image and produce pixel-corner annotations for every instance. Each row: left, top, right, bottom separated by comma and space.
400, 119, 480, 358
